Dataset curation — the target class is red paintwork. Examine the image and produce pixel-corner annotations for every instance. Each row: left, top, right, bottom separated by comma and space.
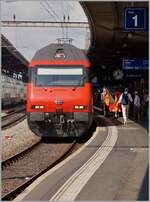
27, 60, 92, 113
29, 60, 90, 68
27, 83, 93, 113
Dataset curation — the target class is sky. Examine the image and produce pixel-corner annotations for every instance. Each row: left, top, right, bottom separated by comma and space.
1, 0, 90, 61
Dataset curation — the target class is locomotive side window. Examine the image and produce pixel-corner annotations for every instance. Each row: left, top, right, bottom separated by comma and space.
35, 66, 85, 87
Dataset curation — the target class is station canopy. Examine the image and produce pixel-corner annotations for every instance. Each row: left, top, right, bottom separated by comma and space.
2, 34, 28, 81
81, 1, 148, 68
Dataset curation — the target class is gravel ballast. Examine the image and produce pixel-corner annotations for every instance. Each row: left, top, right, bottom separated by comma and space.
2, 119, 40, 160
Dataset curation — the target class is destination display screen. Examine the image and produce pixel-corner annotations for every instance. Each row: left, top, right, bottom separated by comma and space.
36, 66, 84, 86
122, 58, 148, 70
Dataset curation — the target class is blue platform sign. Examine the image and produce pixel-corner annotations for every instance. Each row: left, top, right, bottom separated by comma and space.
123, 59, 148, 70
124, 8, 147, 31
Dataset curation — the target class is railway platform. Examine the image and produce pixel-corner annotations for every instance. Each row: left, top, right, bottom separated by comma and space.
14, 116, 148, 201
2, 1, 148, 201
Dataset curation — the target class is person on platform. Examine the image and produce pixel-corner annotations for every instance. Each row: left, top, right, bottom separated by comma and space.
114, 88, 121, 118
119, 88, 133, 124
133, 91, 141, 121
101, 87, 110, 117
143, 89, 149, 120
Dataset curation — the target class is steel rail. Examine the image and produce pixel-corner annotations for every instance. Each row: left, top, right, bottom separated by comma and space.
2, 140, 41, 169
2, 109, 26, 129
2, 140, 76, 201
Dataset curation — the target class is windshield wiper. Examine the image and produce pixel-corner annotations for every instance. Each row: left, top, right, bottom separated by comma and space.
72, 76, 85, 91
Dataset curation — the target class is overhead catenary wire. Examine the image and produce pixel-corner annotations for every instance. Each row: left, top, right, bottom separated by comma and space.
61, 1, 65, 38
60, 2, 69, 39
40, 1, 66, 40
67, 2, 74, 11
65, 15, 69, 38
45, 1, 60, 21
40, 1, 72, 41
40, 2, 57, 21
64, 3, 70, 39
66, 4, 69, 38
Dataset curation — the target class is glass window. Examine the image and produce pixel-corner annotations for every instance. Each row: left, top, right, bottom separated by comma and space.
35, 66, 84, 86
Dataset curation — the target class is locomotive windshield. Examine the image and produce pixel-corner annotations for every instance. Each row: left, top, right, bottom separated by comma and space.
35, 66, 84, 86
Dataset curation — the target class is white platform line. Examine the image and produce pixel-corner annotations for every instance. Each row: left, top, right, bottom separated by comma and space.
50, 126, 118, 201
13, 127, 103, 201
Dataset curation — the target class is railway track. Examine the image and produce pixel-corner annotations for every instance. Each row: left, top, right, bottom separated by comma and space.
2, 104, 26, 114
2, 139, 76, 201
2, 112, 96, 201
2, 107, 26, 129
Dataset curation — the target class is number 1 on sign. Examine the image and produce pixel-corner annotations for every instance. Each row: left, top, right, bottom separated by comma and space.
132, 15, 138, 27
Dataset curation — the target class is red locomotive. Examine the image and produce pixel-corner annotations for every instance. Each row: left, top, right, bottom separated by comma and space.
27, 43, 93, 137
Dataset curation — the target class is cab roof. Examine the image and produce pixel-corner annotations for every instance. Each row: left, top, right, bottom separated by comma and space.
31, 43, 87, 62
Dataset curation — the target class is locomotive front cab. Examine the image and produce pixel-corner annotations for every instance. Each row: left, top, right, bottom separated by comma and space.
27, 44, 93, 137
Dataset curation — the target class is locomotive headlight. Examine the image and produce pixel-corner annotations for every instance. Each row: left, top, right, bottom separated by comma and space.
39, 105, 44, 109
35, 106, 40, 109
74, 105, 85, 110
79, 106, 84, 109
31, 105, 44, 109
74, 106, 79, 109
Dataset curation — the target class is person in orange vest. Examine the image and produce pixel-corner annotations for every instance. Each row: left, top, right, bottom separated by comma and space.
114, 89, 121, 118
102, 87, 110, 117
